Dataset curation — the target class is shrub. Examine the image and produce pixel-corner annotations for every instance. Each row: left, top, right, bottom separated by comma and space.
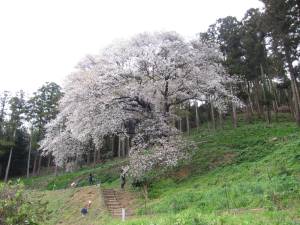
0, 180, 49, 225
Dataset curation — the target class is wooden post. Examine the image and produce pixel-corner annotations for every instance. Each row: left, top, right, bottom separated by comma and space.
122, 208, 125, 221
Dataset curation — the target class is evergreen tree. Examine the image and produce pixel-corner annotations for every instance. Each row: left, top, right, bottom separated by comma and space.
260, 0, 300, 125
4, 91, 26, 182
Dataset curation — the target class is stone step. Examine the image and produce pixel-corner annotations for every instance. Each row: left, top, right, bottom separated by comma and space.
107, 204, 121, 207
103, 188, 134, 218
108, 207, 122, 210
106, 202, 121, 205
103, 191, 115, 194
103, 195, 116, 198
108, 208, 122, 211
103, 192, 115, 194
103, 195, 116, 199
105, 198, 118, 200
106, 200, 118, 203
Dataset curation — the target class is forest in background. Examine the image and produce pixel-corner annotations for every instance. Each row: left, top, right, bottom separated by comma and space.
0, 0, 299, 182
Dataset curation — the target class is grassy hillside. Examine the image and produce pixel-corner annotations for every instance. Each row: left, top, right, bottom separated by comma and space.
24, 118, 300, 225
22, 159, 125, 190
29, 187, 108, 225
116, 119, 300, 225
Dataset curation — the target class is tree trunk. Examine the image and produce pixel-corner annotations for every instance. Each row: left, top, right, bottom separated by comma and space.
126, 136, 130, 156
111, 135, 115, 157
97, 148, 101, 162
118, 136, 121, 158
120, 139, 123, 157
37, 154, 42, 175
231, 86, 237, 129
267, 107, 271, 124
186, 115, 190, 135
254, 79, 263, 118
54, 164, 58, 176
232, 102, 237, 129
26, 134, 32, 178
4, 129, 16, 182
93, 149, 97, 166
207, 104, 211, 131
245, 103, 251, 123
4, 148, 13, 182
122, 139, 125, 157
195, 101, 199, 129
210, 100, 216, 131
179, 118, 182, 132
290, 73, 300, 126
285, 89, 294, 117
47, 155, 51, 168
285, 48, 300, 126
32, 152, 38, 176
0, 164, 2, 178
218, 111, 223, 129
247, 81, 254, 116
87, 151, 91, 165
260, 64, 271, 124
143, 183, 149, 211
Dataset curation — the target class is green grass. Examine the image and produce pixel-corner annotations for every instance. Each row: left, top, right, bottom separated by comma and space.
21, 159, 126, 190
25, 117, 300, 224
124, 120, 300, 224
28, 186, 114, 225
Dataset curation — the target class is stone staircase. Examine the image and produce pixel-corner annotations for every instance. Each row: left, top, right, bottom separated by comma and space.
102, 189, 133, 218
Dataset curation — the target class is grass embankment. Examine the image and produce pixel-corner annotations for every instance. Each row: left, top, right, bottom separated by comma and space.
30, 186, 111, 225
24, 160, 126, 225
24, 117, 300, 225
22, 159, 125, 190
112, 119, 300, 224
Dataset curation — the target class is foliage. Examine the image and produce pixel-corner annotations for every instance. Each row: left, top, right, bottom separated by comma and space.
41, 31, 236, 181
20, 159, 124, 190
26, 82, 62, 141
22, 118, 300, 225
131, 119, 300, 224
0, 181, 48, 225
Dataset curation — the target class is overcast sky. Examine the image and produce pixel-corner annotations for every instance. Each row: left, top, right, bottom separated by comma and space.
0, 0, 263, 94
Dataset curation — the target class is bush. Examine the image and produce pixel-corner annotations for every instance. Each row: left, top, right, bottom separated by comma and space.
0, 180, 49, 225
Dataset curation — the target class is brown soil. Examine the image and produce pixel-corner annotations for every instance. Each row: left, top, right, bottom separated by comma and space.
172, 166, 191, 180
209, 152, 236, 169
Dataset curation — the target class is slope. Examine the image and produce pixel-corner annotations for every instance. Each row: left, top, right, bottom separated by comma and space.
107, 119, 300, 224
25, 118, 300, 225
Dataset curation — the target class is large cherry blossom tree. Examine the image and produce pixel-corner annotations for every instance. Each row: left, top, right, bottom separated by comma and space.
40, 31, 236, 180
